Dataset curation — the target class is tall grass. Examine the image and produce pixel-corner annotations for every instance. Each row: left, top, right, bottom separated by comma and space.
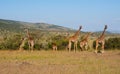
0, 50, 120, 74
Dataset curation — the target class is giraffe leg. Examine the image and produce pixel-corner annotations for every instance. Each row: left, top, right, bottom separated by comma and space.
76, 41, 78, 50
55, 47, 57, 51
31, 44, 34, 51
74, 42, 76, 52
19, 47, 23, 51
85, 44, 87, 51
52, 47, 54, 51
101, 42, 105, 53
56, 46, 57, 51
54, 46, 57, 51
85, 42, 89, 51
95, 41, 98, 53
68, 41, 71, 52
80, 43, 83, 51
74, 41, 77, 52
30, 41, 34, 51
19, 44, 23, 51
74, 42, 75, 52
28, 42, 31, 51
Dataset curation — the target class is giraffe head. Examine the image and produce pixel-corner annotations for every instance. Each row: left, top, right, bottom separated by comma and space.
80, 26, 82, 29
24, 28, 28, 32
79, 26, 82, 30
104, 25, 107, 30
24, 28, 29, 33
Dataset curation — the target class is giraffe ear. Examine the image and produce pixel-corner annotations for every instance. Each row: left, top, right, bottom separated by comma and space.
105, 25, 107, 29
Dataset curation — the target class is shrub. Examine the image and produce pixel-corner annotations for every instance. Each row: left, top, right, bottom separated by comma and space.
49, 35, 68, 50
0, 34, 22, 50
105, 37, 120, 50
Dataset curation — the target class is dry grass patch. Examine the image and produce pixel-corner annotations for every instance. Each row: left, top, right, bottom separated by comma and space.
0, 50, 120, 74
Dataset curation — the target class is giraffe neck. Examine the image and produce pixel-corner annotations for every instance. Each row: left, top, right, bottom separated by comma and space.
74, 31, 79, 38
26, 30, 30, 39
84, 33, 91, 40
99, 28, 106, 38
73, 26, 81, 38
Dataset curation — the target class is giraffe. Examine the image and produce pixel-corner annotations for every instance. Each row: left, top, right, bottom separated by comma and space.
80, 32, 92, 51
19, 37, 27, 51
52, 43, 57, 51
68, 26, 82, 52
25, 29, 34, 51
95, 25, 107, 53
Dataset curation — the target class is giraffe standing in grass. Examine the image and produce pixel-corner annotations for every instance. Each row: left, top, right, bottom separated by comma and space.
19, 37, 27, 51
68, 26, 82, 52
80, 32, 92, 51
95, 25, 107, 53
52, 43, 57, 51
25, 29, 34, 51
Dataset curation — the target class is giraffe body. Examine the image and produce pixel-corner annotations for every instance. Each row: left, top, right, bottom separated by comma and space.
25, 29, 34, 51
68, 26, 82, 52
95, 25, 107, 53
52, 43, 57, 51
19, 37, 27, 51
80, 32, 92, 51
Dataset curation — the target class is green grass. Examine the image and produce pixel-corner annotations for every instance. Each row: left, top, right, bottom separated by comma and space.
0, 50, 120, 74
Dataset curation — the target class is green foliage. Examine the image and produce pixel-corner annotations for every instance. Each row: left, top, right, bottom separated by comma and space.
49, 35, 68, 50
34, 44, 42, 50
0, 18, 119, 50
0, 34, 22, 50
105, 37, 120, 50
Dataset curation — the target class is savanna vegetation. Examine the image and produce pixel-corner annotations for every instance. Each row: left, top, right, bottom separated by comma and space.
0, 30, 120, 51
0, 19, 120, 74
0, 19, 120, 51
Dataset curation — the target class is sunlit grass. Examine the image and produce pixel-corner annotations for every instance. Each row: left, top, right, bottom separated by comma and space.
0, 50, 120, 74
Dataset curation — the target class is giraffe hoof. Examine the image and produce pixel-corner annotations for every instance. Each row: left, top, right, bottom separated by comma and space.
101, 51, 104, 53
94, 50, 97, 53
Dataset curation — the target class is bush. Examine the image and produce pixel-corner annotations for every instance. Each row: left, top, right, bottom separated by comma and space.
0, 34, 22, 50
49, 35, 68, 50
105, 37, 120, 50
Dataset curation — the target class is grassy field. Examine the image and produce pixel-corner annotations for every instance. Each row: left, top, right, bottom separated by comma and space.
0, 50, 120, 74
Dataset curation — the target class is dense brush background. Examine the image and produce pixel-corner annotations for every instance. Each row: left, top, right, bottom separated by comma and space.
0, 19, 120, 50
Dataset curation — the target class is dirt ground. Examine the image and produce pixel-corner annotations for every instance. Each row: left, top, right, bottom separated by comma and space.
0, 50, 120, 74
